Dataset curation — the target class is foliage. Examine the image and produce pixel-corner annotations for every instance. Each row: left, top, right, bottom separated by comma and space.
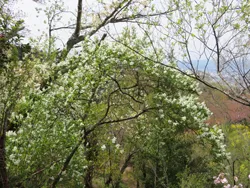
178, 168, 209, 188
219, 124, 250, 187
1, 0, 244, 187
0, 0, 32, 187
5, 32, 227, 187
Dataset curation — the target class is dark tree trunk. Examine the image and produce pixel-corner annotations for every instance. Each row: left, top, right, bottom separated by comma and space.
83, 134, 98, 188
84, 165, 94, 188
0, 135, 8, 188
0, 107, 10, 188
114, 152, 135, 188
105, 175, 112, 186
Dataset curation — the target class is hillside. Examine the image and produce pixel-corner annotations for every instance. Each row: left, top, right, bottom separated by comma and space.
200, 86, 250, 125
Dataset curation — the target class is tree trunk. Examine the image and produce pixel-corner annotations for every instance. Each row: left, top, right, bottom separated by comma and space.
0, 107, 10, 188
83, 134, 98, 188
114, 152, 135, 188
84, 166, 94, 188
105, 175, 112, 186
0, 135, 8, 188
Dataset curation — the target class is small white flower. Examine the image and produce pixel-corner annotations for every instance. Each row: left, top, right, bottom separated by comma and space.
120, 149, 124, 154
18, 129, 23, 134
62, 171, 66, 175
6, 131, 16, 137
224, 184, 230, 188
13, 146, 18, 152
112, 137, 117, 144
234, 176, 238, 182
130, 61, 134, 66
214, 178, 220, 184
115, 144, 120, 149
101, 145, 106, 150
162, 93, 166, 97
221, 177, 228, 184
9, 154, 15, 161
13, 159, 20, 165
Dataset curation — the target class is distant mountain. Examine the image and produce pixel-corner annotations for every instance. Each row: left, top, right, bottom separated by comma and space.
178, 60, 217, 73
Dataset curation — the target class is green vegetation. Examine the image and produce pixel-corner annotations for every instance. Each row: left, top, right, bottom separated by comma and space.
220, 124, 250, 187
0, 0, 250, 187
4, 31, 226, 187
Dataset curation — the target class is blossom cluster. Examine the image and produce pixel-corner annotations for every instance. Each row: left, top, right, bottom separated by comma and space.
213, 173, 250, 188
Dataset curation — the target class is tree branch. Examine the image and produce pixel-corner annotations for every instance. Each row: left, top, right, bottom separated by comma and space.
107, 32, 250, 106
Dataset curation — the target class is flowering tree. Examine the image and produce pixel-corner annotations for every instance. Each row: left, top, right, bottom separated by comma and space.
4, 29, 227, 187
34, 0, 250, 106
0, 0, 32, 187
0, 0, 235, 187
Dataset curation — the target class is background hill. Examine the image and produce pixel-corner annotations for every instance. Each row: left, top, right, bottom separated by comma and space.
200, 86, 250, 125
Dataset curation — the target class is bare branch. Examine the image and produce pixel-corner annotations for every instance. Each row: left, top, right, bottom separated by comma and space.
107, 32, 250, 106
74, 0, 82, 37
110, 76, 143, 104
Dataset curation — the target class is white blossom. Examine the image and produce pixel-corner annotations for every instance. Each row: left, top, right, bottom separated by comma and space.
160, 114, 164, 119
6, 131, 16, 137
112, 137, 117, 144
101, 145, 106, 150
13, 159, 20, 165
